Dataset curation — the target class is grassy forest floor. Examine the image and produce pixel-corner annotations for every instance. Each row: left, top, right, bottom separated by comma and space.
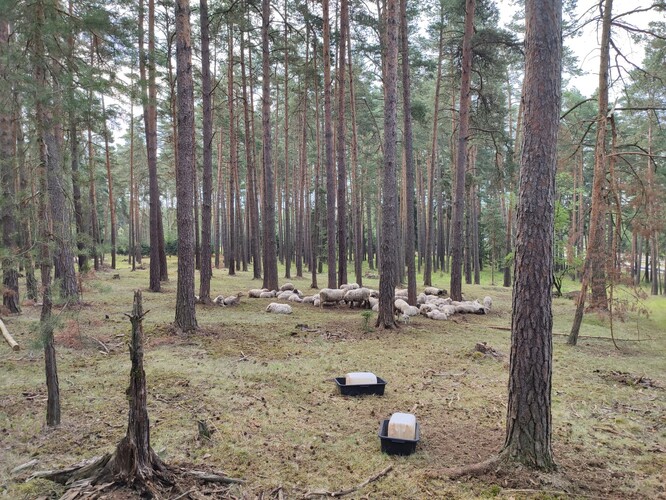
1, 258, 665, 499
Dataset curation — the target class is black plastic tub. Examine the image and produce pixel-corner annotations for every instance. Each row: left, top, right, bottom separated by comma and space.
378, 419, 420, 455
334, 376, 387, 396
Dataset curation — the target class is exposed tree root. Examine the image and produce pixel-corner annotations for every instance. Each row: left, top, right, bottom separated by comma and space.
304, 464, 393, 498
445, 456, 501, 480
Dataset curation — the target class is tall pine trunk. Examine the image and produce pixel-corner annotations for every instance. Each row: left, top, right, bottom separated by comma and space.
323, 0, 336, 288
376, 0, 399, 329
199, 0, 213, 302
261, 0, 278, 291
502, 0, 560, 469
174, 0, 197, 332
450, 0, 475, 302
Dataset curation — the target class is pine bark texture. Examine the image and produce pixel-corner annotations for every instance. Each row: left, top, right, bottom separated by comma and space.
174, 0, 197, 332
450, 0, 475, 302
261, 0, 278, 291
323, 0, 336, 289
502, 0, 561, 470
400, 0, 416, 306
199, 0, 213, 302
0, 19, 20, 314
376, 0, 399, 329
336, 0, 349, 286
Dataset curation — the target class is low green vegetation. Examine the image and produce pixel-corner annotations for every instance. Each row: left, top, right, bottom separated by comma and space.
0, 260, 664, 498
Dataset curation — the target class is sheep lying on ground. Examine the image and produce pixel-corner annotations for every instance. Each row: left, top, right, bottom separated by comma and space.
249, 288, 268, 298
452, 300, 487, 314
427, 309, 450, 320
223, 292, 244, 306
213, 295, 225, 306
287, 294, 303, 303
301, 295, 317, 304
319, 288, 346, 307
343, 287, 372, 308
280, 283, 295, 291
266, 302, 292, 314
424, 286, 447, 296
277, 290, 295, 300
259, 290, 277, 298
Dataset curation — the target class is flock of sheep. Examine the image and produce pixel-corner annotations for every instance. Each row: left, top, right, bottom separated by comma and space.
207, 282, 492, 321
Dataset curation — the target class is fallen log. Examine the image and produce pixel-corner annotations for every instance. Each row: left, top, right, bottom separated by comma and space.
0, 318, 19, 351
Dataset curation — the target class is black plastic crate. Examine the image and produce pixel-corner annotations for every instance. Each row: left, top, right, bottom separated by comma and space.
378, 419, 420, 455
334, 376, 387, 396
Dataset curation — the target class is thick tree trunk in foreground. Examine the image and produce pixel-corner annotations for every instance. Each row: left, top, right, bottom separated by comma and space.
502, 0, 560, 470
450, 0, 475, 302
261, 0, 279, 291
174, 0, 197, 332
376, 0, 399, 329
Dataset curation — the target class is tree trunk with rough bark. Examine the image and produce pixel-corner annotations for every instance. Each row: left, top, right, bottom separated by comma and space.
336, 0, 349, 286
501, 0, 560, 470
0, 19, 20, 314
199, 0, 213, 302
450, 0, 475, 302
102, 96, 117, 270
174, 0, 198, 332
261, 0, 278, 291
376, 0, 399, 329
424, 10, 444, 287
323, 0, 336, 289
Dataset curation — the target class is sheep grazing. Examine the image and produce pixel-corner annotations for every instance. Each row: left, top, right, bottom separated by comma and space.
394, 298, 409, 315
249, 288, 268, 298
319, 288, 346, 307
339, 282, 360, 291
424, 286, 447, 296
343, 287, 372, 308
259, 290, 277, 298
266, 302, 293, 314
280, 283, 295, 291
213, 295, 226, 306
223, 292, 244, 306
403, 305, 420, 317
483, 296, 492, 311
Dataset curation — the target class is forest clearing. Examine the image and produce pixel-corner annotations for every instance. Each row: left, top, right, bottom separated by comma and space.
1, 262, 664, 499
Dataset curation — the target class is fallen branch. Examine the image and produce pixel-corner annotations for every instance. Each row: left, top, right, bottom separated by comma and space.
488, 326, 511, 332
552, 333, 652, 342
10, 459, 39, 475
183, 469, 245, 484
500, 488, 567, 496
304, 465, 393, 498
0, 318, 20, 351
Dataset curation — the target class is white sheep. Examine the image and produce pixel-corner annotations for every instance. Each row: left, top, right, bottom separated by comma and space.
343, 287, 372, 308
223, 292, 244, 306
403, 305, 420, 317
259, 290, 277, 298
249, 288, 268, 298
394, 288, 409, 298
424, 286, 447, 296
454, 300, 486, 314
213, 295, 226, 306
319, 288, 346, 307
483, 296, 493, 311
266, 302, 293, 314
427, 309, 450, 320
280, 283, 295, 291
394, 298, 409, 314
369, 297, 379, 309
301, 295, 316, 304
417, 293, 427, 305
287, 294, 303, 303
437, 304, 457, 316
277, 290, 296, 300
339, 282, 360, 291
